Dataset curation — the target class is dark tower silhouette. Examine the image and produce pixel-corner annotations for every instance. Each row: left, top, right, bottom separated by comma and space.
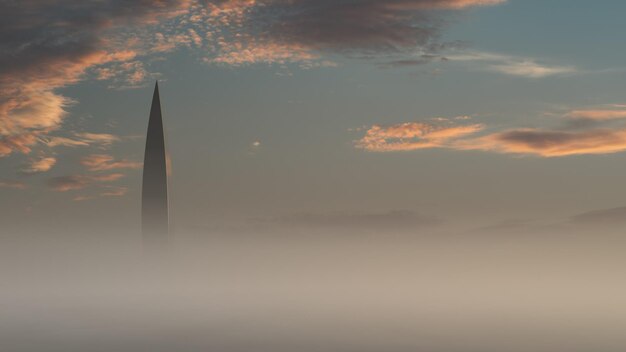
142, 82, 169, 248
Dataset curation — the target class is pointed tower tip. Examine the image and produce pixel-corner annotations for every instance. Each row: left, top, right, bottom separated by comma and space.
153, 81, 160, 98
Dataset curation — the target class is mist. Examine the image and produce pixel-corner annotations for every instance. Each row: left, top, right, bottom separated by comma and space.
2, 225, 626, 352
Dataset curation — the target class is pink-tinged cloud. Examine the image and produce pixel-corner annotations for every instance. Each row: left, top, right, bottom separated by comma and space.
48, 173, 125, 192
208, 0, 257, 17
210, 41, 320, 66
204, 0, 504, 66
0, 0, 191, 158
457, 128, 626, 157
100, 186, 129, 197
0, 133, 39, 157
0, 0, 506, 163
74, 133, 121, 145
21, 157, 57, 174
72, 186, 128, 201
446, 51, 577, 78
383, 0, 505, 10
81, 154, 142, 171
73, 195, 95, 202
45, 133, 121, 148
355, 122, 484, 152
0, 179, 27, 190
567, 109, 626, 121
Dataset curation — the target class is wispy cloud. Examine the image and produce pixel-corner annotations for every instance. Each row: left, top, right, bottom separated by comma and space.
446, 51, 577, 78
80, 154, 142, 171
0, 0, 191, 158
20, 157, 57, 175
357, 105, 626, 157
205, 0, 505, 66
457, 127, 626, 157
567, 108, 626, 121
1, 0, 509, 168
47, 173, 125, 192
355, 121, 484, 152
100, 186, 129, 197
0, 179, 27, 190
44, 133, 121, 148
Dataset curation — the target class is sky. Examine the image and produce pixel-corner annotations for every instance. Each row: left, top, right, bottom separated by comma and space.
3, 0, 626, 234
6, 2, 626, 351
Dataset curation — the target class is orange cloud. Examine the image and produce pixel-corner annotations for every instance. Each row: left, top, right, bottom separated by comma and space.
0, 133, 39, 157
0, 1, 191, 158
48, 173, 125, 192
204, 0, 504, 67
355, 122, 484, 152
45, 133, 121, 148
457, 128, 626, 157
210, 41, 320, 66
100, 186, 129, 197
567, 109, 626, 121
81, 154, 142, 171
384, 0, 506, 10
0, 179, 27, 190
21, 157, 57, 174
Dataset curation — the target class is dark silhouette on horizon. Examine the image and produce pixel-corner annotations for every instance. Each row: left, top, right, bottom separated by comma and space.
142, 82, 169, 248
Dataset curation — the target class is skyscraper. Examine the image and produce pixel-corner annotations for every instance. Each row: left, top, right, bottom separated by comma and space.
142, 82, 169, 247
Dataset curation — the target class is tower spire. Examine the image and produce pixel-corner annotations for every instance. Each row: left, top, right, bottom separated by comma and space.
142, 81, 169, 248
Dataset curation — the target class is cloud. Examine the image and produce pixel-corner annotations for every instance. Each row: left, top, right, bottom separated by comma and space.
72, 195, 95, 202
47, 176, 89, 192
446, 51, 577, 78
488, 61, 576, 78
44, 133, 121, 148
567, 109, 626, 121
209, 42, 321, 66
96, 61, 151, 88
80, 154, 142, 171
0, 133, 39, 157
47, 173, 125, 192
357, 105, 626, 157
100, 186, 129, 197
205, 0, 505, 65
458, 127, 626, 157
459, 105, 626, 157
0, 0, 191, 157
72, 186, 128, 201
0, 0, 508, 166
355, 121, 484, 152
20, 157, 57, 174
0, 179, 27, 190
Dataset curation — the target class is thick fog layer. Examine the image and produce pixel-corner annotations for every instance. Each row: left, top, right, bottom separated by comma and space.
1, 227, 626, 352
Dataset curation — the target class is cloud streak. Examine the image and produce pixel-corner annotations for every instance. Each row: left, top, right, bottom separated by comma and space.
446, 51, 577, 78
0, 180, 27, 190
357, 105, 626, 157
0, 0, 191, 157
205, 0, 505, 65
20, 157, 57, 175
80, 154, 142, 171
458, 128, 626, 157
47, 173, 125, 192
355, 121, 484, 152
567, 108, 626, 121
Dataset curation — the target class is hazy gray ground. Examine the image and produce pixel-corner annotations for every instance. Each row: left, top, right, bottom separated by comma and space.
1, 227, 626, 352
